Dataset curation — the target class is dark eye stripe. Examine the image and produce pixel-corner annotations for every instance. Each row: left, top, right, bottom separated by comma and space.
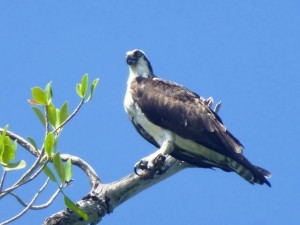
135, 51, 142, 57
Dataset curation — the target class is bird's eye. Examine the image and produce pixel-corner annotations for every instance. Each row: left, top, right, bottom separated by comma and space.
135, 51, 142, 57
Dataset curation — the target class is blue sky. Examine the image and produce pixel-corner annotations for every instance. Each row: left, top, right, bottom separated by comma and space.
0, 1, 299, 224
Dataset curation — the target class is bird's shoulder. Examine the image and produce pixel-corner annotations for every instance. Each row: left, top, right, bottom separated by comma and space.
132, 76, 206, 102
130, 76, 224, 128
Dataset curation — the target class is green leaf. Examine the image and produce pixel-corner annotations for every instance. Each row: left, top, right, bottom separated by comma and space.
76, 84, 83, 98
59, 102, 69, 125
3, 160, 26, 171
80, 73, 88, 98
32, 107, 46, 127
0, 126, 7, 162
53, 152, 65, 183
0, 140, 4, 162
47, 103, 57, 128
64, 196, 88, 220
53, 133, 58, 149
0, 126, 12, 164
1, 138, 17, 164
44, 132, 54, 159
86, 78, 99, 102
27, 137, 38, 151
64, 159, 72, 182
43, 165, 57, 182
1, 125, 8, 137
32, 87, 48, 105
55, 108, 60, 128
45, 81, 53, 105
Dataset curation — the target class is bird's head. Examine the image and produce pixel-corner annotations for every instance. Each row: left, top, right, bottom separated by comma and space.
126, 49, 154, 78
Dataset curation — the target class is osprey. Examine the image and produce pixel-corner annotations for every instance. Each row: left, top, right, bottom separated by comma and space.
124, 49, 271, 186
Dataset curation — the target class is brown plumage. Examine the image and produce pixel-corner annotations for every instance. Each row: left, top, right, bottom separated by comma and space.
125, 49, 271, 186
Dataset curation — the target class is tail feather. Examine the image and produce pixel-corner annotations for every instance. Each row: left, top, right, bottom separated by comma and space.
225, 156, 271, 187
256, 166, 272, 178
171, 148, 271, 187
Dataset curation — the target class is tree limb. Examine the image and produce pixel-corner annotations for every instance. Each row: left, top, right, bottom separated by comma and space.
43, 156, 190, 225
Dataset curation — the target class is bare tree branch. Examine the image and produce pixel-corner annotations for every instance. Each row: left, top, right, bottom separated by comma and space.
43, 156, 190, 225
0, 178, 50, 225
0, 163, 46, 198
0, 171, 6, 192
8, 184, 61, 210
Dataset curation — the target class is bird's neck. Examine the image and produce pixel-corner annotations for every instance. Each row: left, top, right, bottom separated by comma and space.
127, 65, 152, 85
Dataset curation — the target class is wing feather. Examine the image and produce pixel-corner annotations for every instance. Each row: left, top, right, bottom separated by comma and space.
131, 77, 243, 157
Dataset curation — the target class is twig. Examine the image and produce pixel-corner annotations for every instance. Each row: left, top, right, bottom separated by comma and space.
0, 128, 38, 157
60, 154, 101, 189
0, 162, 46, 197
45, 105, 50, 135
53, 99, 85, 134
0, 129, 44, 195
8, 185, 61, 210
0, 149, 46, 199
0, 178, 50, 225
0, 171, 6, 192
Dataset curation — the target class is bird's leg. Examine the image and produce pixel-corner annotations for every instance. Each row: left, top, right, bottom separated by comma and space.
134, 140, 174, 178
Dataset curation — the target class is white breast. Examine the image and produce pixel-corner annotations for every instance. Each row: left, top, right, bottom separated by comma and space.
124, 88, 167, 147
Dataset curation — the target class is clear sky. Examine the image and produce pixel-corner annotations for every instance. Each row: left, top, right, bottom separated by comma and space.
0, 1, 299, 224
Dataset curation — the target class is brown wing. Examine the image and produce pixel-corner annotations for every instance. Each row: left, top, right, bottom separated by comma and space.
131, 76, 243, 157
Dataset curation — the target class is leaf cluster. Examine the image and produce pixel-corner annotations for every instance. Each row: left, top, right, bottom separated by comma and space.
29, 74, 98, 220
1, 74, 99, 222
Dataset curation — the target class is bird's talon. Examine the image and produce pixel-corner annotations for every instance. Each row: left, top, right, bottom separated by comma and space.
134, 166, 142, 176
134, 160, 148, 176
134, 154, 166, 178
153, 154, 166, 169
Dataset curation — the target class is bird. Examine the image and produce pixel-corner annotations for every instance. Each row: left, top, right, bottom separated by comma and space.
124, 49, 271, 186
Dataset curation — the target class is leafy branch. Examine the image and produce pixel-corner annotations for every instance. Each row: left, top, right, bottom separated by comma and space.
0, 74, 99, 223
